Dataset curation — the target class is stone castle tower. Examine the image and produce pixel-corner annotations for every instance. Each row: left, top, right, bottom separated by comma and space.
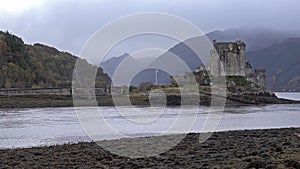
210, 40, 266, 89
211, 40, 246, 77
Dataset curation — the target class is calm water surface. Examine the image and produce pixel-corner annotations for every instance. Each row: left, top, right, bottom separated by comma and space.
0, 92, 299, 149
275, 92, 300, 101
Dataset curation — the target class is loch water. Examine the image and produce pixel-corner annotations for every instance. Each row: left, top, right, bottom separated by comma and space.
0, 92, 299, 149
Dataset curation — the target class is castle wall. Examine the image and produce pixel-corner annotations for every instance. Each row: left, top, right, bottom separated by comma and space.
210, 40, 266, 89
226, 52, 245, 76
210, 40, 246, 77
254, 69, 266, 89
210, 49, 224, 76
245, 62, 253, 77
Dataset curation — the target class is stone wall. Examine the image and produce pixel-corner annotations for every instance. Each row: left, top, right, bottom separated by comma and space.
246, 70, 266, 89
0, 88, 71, 96
170, 72, 199, 86
111, 86, 129, 95
210, 40, 246, 77
254, 69, 266, 89
210, 40, 266, 89
0, 88, 108, 96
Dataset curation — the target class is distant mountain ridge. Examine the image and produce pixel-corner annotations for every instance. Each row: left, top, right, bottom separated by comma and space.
206, 27, 300, 51
100, 53, 129, 78
100, 27, 300, 90
0, 31, 111, 88
247, 38, 300, 91
4, 28, 298, 91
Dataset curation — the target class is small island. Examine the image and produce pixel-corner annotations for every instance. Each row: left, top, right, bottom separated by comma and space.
0, 37, 298, 108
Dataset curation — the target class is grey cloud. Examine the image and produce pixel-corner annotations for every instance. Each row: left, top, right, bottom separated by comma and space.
0, 0, 299, 60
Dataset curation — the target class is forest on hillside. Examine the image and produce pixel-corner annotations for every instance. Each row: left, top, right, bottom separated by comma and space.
0, 31, 111, 88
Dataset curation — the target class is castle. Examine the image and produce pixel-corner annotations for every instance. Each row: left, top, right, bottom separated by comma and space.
211, 40, 266, 89
171, 40, 266, 89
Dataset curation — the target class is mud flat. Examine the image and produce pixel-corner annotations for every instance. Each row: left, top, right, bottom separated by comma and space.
0, 93, 299, 109
1, 128, 300, 168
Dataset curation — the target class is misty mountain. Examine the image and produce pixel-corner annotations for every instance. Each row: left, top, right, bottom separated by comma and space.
206, 27, 300, 51
100, 53, 130, 78
100, 27, 300, 89
247, 38, 300, 91
100, 36, 210, 86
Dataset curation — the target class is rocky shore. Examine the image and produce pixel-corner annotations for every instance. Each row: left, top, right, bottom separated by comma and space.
1, 128, 300, 168
0, 92, 299, 109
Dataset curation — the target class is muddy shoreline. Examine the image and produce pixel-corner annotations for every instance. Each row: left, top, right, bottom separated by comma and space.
1, 128, 299, 168
0, 94, 299, 109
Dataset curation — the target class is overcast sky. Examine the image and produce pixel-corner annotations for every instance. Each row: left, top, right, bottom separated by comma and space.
0, 0, 299, 60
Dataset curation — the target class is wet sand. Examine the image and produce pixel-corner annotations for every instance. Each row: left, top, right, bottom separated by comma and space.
1, 128, 300, 168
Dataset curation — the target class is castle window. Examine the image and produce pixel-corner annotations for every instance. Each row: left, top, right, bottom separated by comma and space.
220, 51, 225, 61
219, 54, 225, 61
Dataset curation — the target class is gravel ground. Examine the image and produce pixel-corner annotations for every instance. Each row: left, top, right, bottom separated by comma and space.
1, 128, 300, 169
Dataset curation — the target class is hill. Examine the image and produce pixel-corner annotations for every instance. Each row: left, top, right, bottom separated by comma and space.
206, 27, 300, 51
101, 27, 300, 87
247, 38, 300, 91
100, 53, 129, 78
0, 31, 111, 88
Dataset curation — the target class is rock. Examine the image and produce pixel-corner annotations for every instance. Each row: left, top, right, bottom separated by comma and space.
284, 159, 300, 169
264, 164, 277, 169
246, 159, 266, 169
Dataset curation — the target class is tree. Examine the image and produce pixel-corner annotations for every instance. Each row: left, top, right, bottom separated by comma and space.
4, 31, 25, 53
